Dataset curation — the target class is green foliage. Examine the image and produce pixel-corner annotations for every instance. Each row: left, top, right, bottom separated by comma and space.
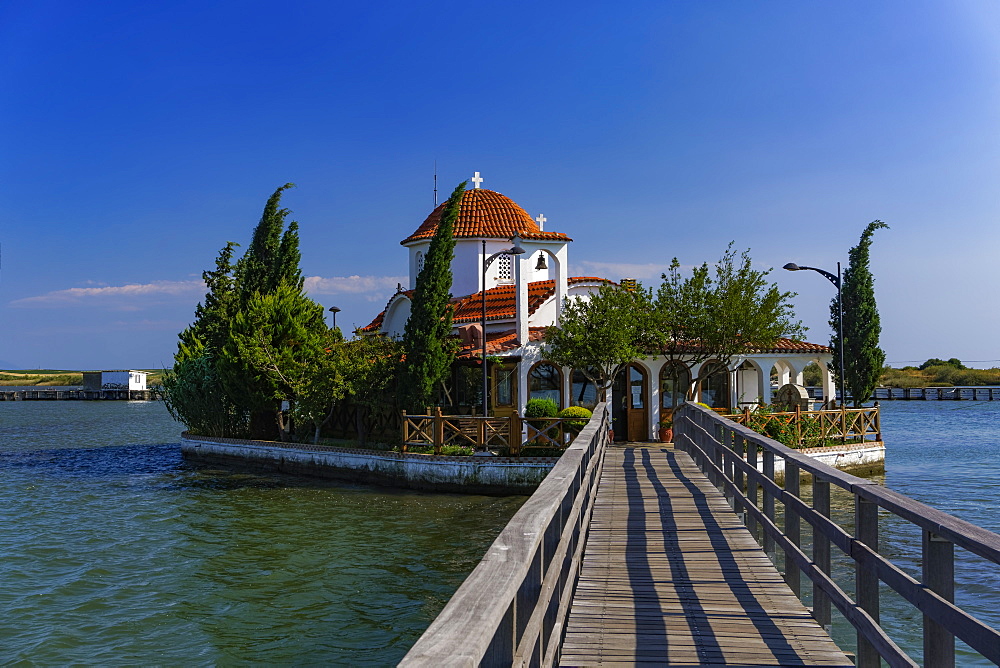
801, 362, 822, 386
164, 184, 330, 439
655, 245, 802, 398
399, 182, 465, 412
830, 221, 889, 407
919, 357, 965, 371
525, 397, 559, 419
338, 334, 403, 446
544, 282, 650, 398
557, 405, 593, 435
162, 353, 250, 438
881, 364, 1000, 388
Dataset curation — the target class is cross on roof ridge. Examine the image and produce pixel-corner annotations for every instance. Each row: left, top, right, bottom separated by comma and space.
471, 172, 483, 189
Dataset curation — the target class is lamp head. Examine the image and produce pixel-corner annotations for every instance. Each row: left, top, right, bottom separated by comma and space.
509, 234, 526, 255
328, 306, 341, 313
783, 263, 801, 271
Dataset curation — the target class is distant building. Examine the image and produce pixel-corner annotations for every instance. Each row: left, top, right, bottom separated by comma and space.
83, 370, 148, 391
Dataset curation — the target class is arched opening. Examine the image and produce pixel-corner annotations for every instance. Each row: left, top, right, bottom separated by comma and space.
570, 368, 599, 410
529, 361, 562, 408
415, 251, 425, 275
660, 362, 691, 414
699, 361, 731, 410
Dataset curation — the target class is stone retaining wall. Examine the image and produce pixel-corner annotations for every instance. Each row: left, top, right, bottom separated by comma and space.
180, 433, 557, 495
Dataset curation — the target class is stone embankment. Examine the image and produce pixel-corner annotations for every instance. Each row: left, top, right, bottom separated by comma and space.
180, 433, 557, 495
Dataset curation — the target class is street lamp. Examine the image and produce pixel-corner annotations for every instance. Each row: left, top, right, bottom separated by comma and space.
481, 235, 526, 416
328, 306, 341, 330
783, 262, 845, 407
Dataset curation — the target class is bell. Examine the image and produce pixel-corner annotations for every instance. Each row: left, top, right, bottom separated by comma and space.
535, 252, 547, 270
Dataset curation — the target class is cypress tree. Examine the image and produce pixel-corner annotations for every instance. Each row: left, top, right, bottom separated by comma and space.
829, 221, 889, 407
398, 181, 466, 412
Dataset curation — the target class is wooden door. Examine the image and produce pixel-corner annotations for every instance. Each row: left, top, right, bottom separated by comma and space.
626, 365, 648, 441
491, 363, 518, 418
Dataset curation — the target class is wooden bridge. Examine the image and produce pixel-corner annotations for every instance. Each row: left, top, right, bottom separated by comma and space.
401, 403, 1000, 667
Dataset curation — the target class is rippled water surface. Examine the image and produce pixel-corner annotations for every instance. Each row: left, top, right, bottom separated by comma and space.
0, 402, 525, 665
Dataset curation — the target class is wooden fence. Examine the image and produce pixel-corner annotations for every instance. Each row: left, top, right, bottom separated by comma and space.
401, 408, 584, 455
675, 401, 1000, 667
400, 404, 610, 666
723, 405, 881, 447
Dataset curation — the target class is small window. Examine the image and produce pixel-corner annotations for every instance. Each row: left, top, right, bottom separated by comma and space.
416, 251, 425, 275
497, 254, 512, 283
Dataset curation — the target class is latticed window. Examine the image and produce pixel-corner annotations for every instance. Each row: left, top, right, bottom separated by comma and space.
497, 254, 513, 283
416, 251, 425, 275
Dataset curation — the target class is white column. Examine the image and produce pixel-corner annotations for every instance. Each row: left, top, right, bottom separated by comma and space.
515, 251, 529, 346
754, 357, 778, 405
821, 359, 835, 405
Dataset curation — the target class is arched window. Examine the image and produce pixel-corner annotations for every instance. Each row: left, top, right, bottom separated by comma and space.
497, 254, 513, 283
415, 251, 425, 275
570, 368, 599, 410
660, 362, 690, 411
699, 361, 731, 410
529, 362, 562, 407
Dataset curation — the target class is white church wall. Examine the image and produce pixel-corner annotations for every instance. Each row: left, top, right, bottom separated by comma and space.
382, 297, 411, 339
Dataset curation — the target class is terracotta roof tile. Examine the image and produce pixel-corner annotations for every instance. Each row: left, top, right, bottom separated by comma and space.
455, 328, 547, 358
401, 188, 571, 245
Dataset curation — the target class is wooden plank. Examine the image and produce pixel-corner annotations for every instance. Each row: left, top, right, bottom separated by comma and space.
559, 444, 852, 667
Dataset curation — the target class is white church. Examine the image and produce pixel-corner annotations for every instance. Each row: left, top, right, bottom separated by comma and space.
361, 174, 835, 441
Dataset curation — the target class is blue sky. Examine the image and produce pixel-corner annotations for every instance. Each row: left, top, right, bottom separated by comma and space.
2, 1, 998, 370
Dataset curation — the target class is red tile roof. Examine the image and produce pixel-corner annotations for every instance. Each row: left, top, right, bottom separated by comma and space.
401, 188, 572, 245
359, 277, 612, 333
455, 328, 547, 358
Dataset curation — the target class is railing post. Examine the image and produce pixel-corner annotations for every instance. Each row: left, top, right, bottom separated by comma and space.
511, 414, 522, 457
733, 433, 746, 521
855, 496, 880, 668
477, 418, 486, 452
874, 401, 882, 442
746, 436, 758, 539
722, 427, 734, 506
794, 404, 801, 445
922, 531, 955, 667
434, 406, 444, 456
713, 422, 725, 490
783, 461, 800, 595
812, 478, 832, 630
762, 450, 775, 556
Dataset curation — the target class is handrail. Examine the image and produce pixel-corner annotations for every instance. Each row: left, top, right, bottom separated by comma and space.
674, 401, 1000, 668
401, 410, 584, 455
723, 405, 881, 446
399, 403, 610, 667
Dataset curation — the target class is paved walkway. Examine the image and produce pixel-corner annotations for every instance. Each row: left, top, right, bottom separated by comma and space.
559, 444, 852, 667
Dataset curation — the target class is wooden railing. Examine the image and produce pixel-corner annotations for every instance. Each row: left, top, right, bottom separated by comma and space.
723, 405, 881, 447
675, 401, 1000, 667
399, 404, 610, 666
401, 408, 584, 455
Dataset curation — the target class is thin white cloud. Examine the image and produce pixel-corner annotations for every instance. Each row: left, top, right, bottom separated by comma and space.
571, 261, 672, 281
9, 280, 206, 308
304, 275, 407, 301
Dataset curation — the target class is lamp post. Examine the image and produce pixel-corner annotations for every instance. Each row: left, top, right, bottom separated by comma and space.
783, 262, 845, 407
328, 306, 341, 330
481, 235, 526, 416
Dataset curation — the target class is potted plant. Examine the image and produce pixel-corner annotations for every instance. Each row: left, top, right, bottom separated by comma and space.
658, 416, 673, 443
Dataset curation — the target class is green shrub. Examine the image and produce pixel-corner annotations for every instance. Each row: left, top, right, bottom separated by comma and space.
525, 398, 559, 442
557, 405, 593, 435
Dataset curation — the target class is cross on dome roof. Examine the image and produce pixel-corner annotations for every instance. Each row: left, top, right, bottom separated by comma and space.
471, 172, 483, 189
535, 213, 546, 231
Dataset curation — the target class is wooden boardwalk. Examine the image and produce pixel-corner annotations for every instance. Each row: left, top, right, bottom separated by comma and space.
560, 444, 853, 667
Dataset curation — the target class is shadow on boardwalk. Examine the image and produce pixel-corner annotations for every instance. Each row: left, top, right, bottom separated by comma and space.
559, 444, 852, 667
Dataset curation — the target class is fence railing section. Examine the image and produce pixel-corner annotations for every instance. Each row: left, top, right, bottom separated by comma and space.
723, 405, 881, 447
401, 408, 584, 455
400, 403, 610, 667
675, 401, 1000, 668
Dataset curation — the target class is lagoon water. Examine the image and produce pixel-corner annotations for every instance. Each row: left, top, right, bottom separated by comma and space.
1, 399, 998, 664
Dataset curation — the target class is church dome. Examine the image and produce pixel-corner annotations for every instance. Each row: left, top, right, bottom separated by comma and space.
400, 188, 572, 245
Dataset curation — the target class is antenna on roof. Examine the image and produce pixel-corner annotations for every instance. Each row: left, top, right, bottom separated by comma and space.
433, 160, 438, 207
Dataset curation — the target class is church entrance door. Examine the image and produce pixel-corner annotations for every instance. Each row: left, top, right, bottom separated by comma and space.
612, 364, 649, 441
